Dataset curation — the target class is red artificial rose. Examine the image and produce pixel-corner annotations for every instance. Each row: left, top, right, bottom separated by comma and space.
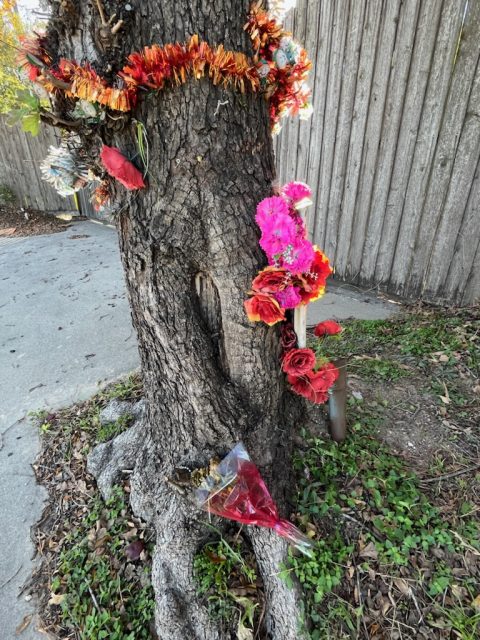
252, 267, 290, 294
314, 320, 343, 337
100, 145, 145, 190
280, 323, 297, 351
287, 362, 339, 404
282, 348, 316, 376
296, 247, 332, 303
244, 293, 285, 326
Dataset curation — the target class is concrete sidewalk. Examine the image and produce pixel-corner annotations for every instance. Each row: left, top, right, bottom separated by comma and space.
0, 220, 139, 639
308, 280, 400, 325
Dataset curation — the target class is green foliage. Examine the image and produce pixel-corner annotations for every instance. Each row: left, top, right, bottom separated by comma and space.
328, 312, 478, 369
55, 486, 155, 640
0, 1, 31, 115
5, 88, 41, 136
0, 183, 16, 204
97, 414, 133, 443
349, 357, 410, 381
194, 536, 257, 624
289, 416, 479, 636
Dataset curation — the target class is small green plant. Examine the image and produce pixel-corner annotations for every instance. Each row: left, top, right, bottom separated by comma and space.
349, 357, 410, 381
97, 413, 133, 443
54, 486, 154, 640
0, 183, 16, 205
194, 534, 258, 627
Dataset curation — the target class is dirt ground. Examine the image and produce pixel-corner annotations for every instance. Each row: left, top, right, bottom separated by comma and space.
0, 206, 74, 237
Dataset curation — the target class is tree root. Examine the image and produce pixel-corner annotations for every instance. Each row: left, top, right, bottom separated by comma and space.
249, 527, 302, 640
88, 421, 303, 639
87, 418, 145, 500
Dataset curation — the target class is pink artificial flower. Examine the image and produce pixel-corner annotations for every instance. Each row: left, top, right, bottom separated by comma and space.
290, 211, 308, 238
256, 196, 290, 230
282, 238, 315, 274
274, 285, 302, 309
259, 212, 297, 258
282, 182, 312, 207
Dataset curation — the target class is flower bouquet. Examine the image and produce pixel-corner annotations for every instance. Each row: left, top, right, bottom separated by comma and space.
195, 443, 313, 557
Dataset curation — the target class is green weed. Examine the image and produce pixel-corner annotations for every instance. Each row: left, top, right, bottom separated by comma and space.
289, 413, 478, 637
54, 487, 154, 640
194, 535, 258, 626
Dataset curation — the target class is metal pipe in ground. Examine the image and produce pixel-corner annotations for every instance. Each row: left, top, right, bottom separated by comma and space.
328, 358, 347, 442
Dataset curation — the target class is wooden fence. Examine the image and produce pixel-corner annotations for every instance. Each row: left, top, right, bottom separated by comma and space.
0, 119, 75, 212
276, 0, 480, 306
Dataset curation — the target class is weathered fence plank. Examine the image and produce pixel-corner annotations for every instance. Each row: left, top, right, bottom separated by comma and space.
404, 0, 480, 298
445, 156, 479, 304
369, 0, 444, 284
0, 120, 75, 212
275, 0, 479, 305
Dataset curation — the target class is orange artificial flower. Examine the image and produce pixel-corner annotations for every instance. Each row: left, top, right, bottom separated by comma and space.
251, 266, 290, 294
244, 293, 285, 326
296, 246, 332, 304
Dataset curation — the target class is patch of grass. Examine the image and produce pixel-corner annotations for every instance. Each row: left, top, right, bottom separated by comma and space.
54, 486, 154, 640
103, 373, 142, 401
288, 408, 479, 638
194, 535, 258, 626
32, 373, 155, 639
349, 357, 410, 381
322, 309, 479, 372
97, 413, 134, 443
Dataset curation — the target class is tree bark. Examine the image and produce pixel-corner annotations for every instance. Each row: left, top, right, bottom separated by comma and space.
49, 1, 305, 637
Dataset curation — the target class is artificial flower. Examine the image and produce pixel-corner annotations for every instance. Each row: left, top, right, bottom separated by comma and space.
296, 246, 332, 303
252, 267, 290, 294
314, 320, 342, 337
244, 293, 285, 326
281, 348, 316, 376
281, 238, 315, 274
282, 181, 312, 209
274, 285, 302, 309
259, 212, 297, 257
40, 142, 90, 197
255, 196, 290, 229
100, 145, 145, 190
287, 362, 339, 404
280, 323, 297, 350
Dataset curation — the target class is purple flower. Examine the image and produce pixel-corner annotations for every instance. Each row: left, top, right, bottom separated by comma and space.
275, 285, 302, 309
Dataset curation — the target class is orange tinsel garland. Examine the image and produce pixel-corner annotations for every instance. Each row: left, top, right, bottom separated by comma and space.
19, 3, 312, 126
120, 35, 259, 95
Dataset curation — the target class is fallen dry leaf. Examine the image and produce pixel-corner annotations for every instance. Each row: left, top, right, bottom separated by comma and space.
393, 578, 411, 597
359, 541, 379, 560
48, 593, 65, 606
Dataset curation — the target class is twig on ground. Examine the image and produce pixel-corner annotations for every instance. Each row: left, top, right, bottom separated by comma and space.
420, 463, 480, 484
86, 581, 101, 614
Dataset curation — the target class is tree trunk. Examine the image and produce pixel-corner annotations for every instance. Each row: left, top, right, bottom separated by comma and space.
49, 1, 305, 637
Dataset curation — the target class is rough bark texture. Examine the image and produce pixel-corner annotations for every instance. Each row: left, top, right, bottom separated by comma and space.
49, 1, 304, 638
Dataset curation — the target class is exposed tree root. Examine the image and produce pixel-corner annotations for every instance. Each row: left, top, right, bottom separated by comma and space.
88, 425, 303, 640
87, 418, 145, 500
